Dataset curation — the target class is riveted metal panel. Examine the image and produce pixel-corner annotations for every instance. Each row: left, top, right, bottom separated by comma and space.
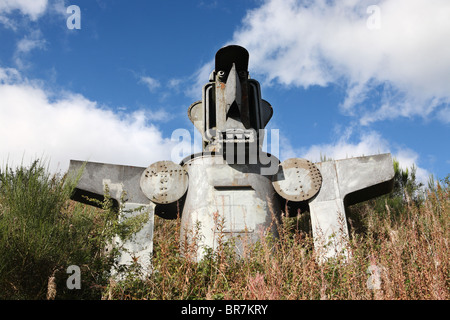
214, 187, 256, 233
140, 161, 188, 205
272, 158, 322, 202
180, 154, 281, 261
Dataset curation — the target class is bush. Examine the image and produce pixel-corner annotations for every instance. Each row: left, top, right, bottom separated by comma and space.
0, 159, 448, 300
0, 160, 117, 299
106, 163, 449, 300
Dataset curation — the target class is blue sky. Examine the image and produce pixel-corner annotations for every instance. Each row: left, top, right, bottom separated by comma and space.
0, 0, 449, 184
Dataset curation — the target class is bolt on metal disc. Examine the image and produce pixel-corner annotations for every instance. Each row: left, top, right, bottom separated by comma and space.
140, 161, 188, 204
272, 158, 322, 202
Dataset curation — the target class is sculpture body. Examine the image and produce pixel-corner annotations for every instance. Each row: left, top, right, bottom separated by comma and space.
179, 154, 282, 261
69, 45, 394, 271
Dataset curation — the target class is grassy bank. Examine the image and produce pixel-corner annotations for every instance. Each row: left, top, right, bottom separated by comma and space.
108, 183, 448, 300
0, 160, 448, 300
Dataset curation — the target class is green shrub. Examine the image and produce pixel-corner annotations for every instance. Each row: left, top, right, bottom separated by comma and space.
0, 160, 116, 299
0, 159, 448, 300
106, 161, 448, 300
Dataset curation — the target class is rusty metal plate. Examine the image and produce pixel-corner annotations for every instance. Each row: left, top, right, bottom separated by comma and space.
140, 161, 188, 204
272, 158, 322, 202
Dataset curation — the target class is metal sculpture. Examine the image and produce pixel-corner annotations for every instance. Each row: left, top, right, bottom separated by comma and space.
69, 45, 394, 271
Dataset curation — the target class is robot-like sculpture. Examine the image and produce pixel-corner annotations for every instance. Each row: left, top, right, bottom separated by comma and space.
69, 45, 394, 270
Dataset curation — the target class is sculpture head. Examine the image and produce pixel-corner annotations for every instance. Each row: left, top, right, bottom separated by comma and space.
188, 45, 273, 155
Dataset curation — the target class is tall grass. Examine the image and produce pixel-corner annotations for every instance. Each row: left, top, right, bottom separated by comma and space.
0, 160, 448, 300
107, 177, 449, 300
0, 160, 117, 299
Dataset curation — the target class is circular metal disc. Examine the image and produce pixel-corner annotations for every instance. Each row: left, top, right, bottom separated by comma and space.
272, 158, 322, 202
140, 161, 188, 204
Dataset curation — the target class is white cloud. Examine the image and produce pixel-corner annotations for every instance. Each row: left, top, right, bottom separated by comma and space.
0, 0, 48, 20
0, 67, 181, 174
0, 66, 21, 82
139, 76, 161, 93
187, 59, 214, 100
0, 13, 17, 30
16, 37, 46, 54
168, 78, 182, 88
13, 29, 47, 69
436, 106, 450, 124
280, 129, 431, 185
49, 0, 68, 17
0, 0, 68, 30
298, 131, 390, 163
229, 0, 450, 124
394, 148, 430, 185
15, 29, 47, 54
131, 108, 174, 123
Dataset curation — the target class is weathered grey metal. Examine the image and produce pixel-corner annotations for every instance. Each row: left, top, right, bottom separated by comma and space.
68, 160, 154, 275
272, 158, 322, 202
112, 202, 154, 278
140, 160, 188, 205
68, 160, 149, 205
308, 153, 394, 262
68, 44, 395, 270
169, 45, 286, 259
191, 45, 273, 155
179, 153, 281, 261
176, 45, 394, 262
